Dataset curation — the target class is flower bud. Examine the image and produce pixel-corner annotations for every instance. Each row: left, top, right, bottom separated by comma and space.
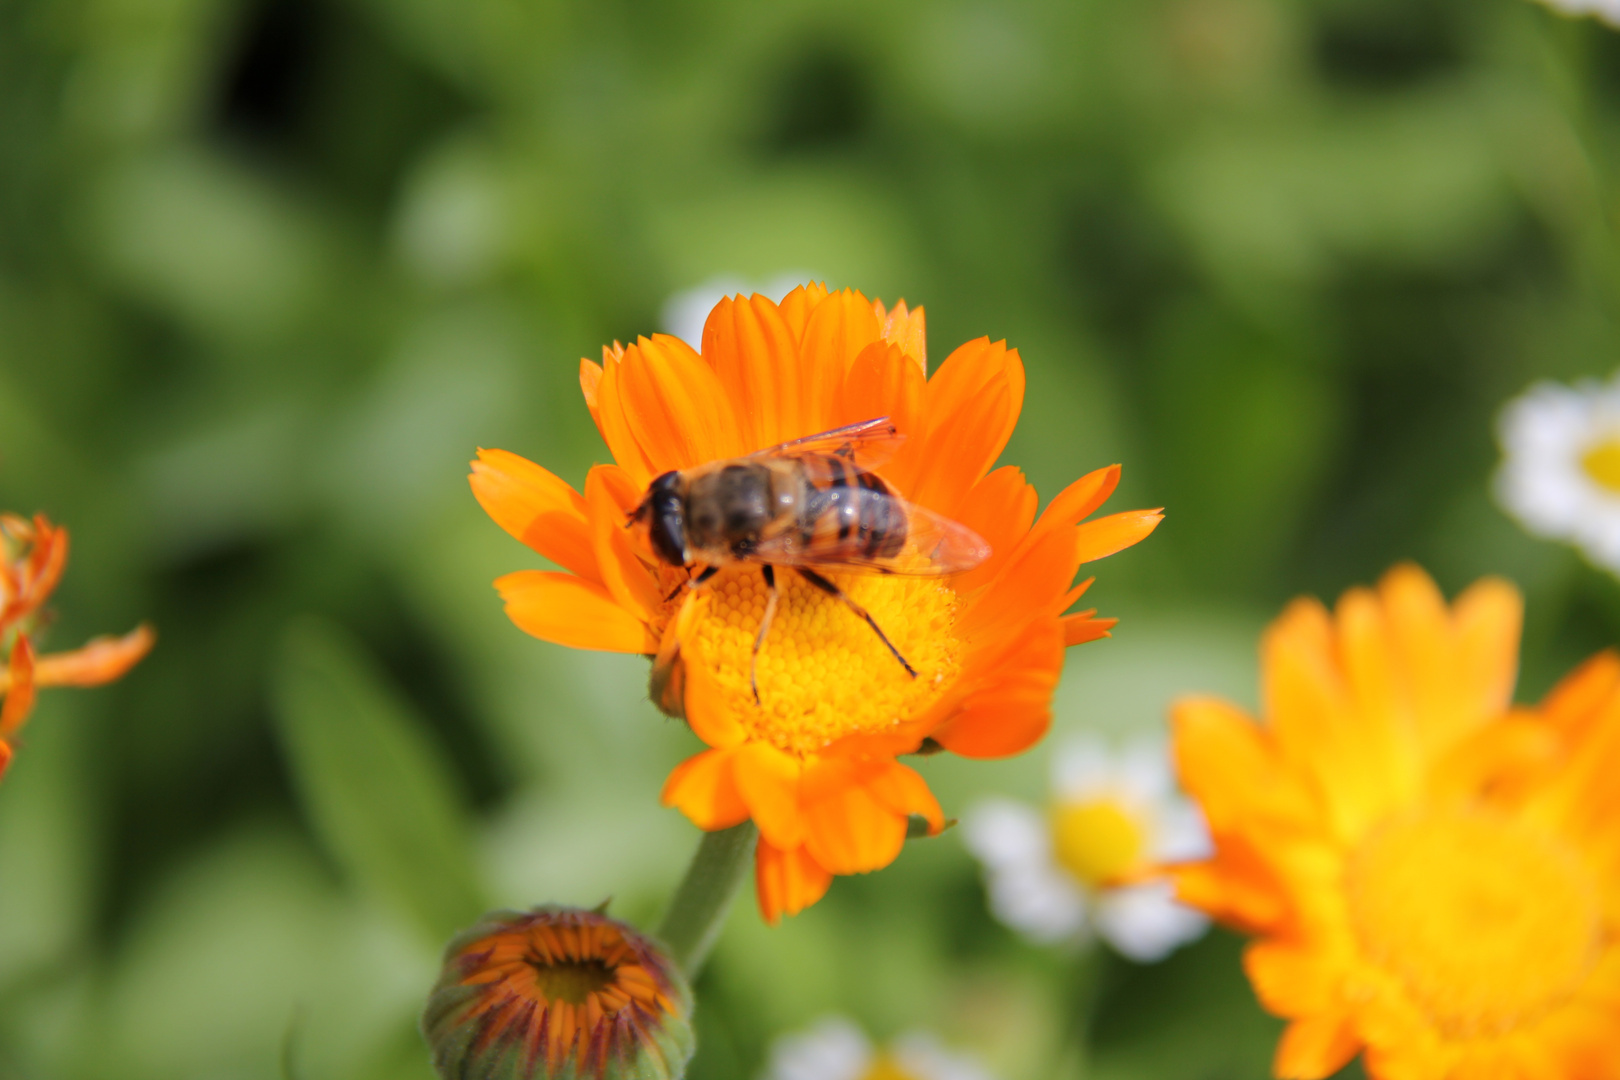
423, 906, 695, 1080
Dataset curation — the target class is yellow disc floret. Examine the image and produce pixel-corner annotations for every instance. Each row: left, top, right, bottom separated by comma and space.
1580, 435, 1620, 493
1051, 798, 1148, 887
1347, 807, 1602, 1039
685, 564, 961, 755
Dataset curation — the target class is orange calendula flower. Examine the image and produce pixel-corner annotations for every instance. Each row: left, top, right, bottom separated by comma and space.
0, 514, 153, 778
1171, 564, 1620, 1080
422, 906, 694, 1080
471, 284, 1159, 922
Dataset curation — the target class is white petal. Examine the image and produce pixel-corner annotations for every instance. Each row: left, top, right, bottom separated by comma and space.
762, 1017, 873, 1080
1150, 799, 1212, 863
961, 800, 1049, 871
1115, 737, 1173, 805
1050, 734, 1115, 800
1094, 881, 1209, 962
890, 1032, 999, 1080
988, 863, 1089, 944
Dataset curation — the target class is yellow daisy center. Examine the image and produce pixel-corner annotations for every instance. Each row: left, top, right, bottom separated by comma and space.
1051, 797, 1147, 887
1347, 808, 1602, 1038
1580, 435, 1620, 493
685, 564, 961, 755
861, 1056, 922, 1080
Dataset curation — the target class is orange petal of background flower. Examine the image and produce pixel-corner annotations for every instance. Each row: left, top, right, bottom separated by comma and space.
661, 749, 749, 831
469, 449, 599, 582
1274, 1016, 1360, 1080
0, 636, 36, 738
701, 294, 805, 450
1540, 650, 1620, 739
495, 571, 653, 653
1074, 510, 1163, 564
1245, 940, 1344, 1018
32, 625, 155, 689
755, 837, 832, 926
1171, 696, 1319, 837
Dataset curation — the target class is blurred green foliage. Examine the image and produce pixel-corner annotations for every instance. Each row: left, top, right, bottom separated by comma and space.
2, 0, 1619, 1076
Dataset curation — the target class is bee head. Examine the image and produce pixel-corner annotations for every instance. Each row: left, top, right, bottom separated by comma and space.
633, 471, 689, 567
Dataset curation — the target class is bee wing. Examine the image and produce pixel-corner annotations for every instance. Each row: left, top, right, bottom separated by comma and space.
752, 497, 992, 577
750, 417, 906, 472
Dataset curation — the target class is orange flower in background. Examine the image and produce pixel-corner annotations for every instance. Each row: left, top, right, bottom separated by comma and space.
0, 514, 153, 779
1171, 565, 1620, 1080
472, 284, 1160, 923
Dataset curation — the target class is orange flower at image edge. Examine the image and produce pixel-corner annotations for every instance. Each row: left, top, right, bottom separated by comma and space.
1172, 565, 1620, 1080
0, 514, 153, 778
472, 285, 1160, 923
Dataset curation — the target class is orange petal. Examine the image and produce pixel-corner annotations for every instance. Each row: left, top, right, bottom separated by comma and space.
0, 636, 36, 738
1540, 650, 1620, 738
661, 749, 749, 830
774, 282, 830, 342
832, 341, 926, 471
950, 466, 1038, 595
590, 348, 660, 487
957, 523, 1077, 644
1273, 1016, 1360, 1080
584, 464, 664, 622
1074, 509, 1162, 564
1170, 696, 1318, 837
933, 624, 1062, 759
1245, 940, 1343, 1017
701, 293, 805, 450
615, 335, 744, 470
873, 298, 926, 371
732, 741, 806, 849
799, 288, 882, 424
1036, 465, 1121, 530
469, 449, 599, 582
0, 739, 11, 781
800, 757, 910, 875
755, 837, 832, 925
494, 571, 653, 653
677, 632, 749, 750
862, 760, 943, 833
32, 625, 155, 688
1061, 612, 1115, 647
579, 357, 604, 425
906, 338, 1024, 515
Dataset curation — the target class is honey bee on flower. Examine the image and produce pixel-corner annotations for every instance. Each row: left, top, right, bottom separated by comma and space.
471, 284, 1161, 923
962, 735, 1210, 962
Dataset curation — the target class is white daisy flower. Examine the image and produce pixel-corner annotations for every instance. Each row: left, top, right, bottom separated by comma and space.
761, 1017, 994, 1080
962, 735, 1210, 963
1496, 372, 1620, 572
1531, 0, 1620, 27
661, 272, 817, 351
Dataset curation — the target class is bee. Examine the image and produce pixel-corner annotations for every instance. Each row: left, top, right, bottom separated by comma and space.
629, 417, 991, 710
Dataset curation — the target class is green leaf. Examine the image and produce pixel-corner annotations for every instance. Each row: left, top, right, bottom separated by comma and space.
272, 617, 486, 942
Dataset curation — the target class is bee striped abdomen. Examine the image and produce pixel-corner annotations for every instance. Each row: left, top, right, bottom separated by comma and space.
798, 454, 908, 562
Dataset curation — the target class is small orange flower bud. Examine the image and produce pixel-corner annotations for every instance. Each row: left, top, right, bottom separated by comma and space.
423, 907, 695, 1080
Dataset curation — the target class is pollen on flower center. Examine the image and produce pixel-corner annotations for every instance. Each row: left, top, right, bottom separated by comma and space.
1347, 808, 1602, 1038
1580, 435, 1620, 493
685, 563, 962, 755
1051, 798, 1147, 887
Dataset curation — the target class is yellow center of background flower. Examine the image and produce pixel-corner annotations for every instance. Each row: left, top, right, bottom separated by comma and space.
861, 1056, 922, 1080
687, 564, 961, 755
1051, 798, 1147, 887
1580, 435, 1620, 493
1347, 808, 1601, 1038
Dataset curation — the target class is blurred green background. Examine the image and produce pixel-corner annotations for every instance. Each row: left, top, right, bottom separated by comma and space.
3, 0, 1620, 1076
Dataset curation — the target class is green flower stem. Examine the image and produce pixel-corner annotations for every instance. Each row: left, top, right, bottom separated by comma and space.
656, 821, 758, 977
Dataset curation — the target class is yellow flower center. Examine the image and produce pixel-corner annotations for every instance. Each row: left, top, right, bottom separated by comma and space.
1050, 797, 1147, 887
1580, 435, 1620, 493
685, 563, 961, 755
861, 1056, 922, 1080
1347, 808, 1602, 1038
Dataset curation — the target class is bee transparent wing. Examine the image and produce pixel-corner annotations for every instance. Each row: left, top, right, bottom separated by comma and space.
752, 496, 992, 577
750, 417, 906, 472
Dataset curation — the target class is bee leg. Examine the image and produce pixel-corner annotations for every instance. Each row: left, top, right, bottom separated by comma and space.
796, 567, 918, 679
665, 564, 719, 602
752, 565, 779, 705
